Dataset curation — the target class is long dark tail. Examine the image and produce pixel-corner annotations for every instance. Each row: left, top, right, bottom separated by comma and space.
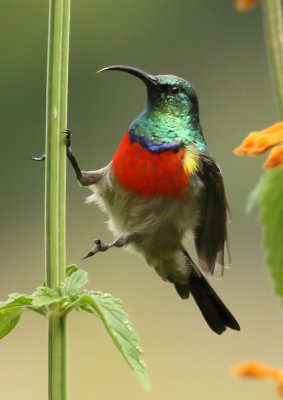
174, 250, 240, 335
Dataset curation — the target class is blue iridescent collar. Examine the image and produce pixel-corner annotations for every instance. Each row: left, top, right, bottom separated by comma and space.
129, 130, 182, 153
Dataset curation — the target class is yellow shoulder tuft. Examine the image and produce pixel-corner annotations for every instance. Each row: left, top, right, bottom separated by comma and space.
183, 145, 200, 174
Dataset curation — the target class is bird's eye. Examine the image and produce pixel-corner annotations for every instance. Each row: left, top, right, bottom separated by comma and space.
170, 86, 180, 95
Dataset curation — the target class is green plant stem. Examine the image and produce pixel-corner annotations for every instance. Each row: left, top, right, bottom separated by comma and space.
58, 0, 71, 279
45, 0, 71, 399
48, 316, 67, 400
262, 0, 283, 118
45, 0, 61, 289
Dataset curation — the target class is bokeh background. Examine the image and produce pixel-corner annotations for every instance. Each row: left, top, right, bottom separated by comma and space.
1, 1, 282, 399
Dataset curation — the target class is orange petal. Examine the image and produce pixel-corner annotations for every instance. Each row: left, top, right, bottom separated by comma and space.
278, 379, 283, 397
263, 145, 283, 168
233, 361, 283, 397
235, 0, 259, 11
234, 122, 283, 156
233, 361, 283, 381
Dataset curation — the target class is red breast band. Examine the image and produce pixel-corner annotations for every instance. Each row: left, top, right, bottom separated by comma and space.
112, 132, 189, 197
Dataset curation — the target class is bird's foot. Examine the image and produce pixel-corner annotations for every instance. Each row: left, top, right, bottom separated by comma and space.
32, 154, 45, 161
83, 239, 111, 259
32, 129, 71, 162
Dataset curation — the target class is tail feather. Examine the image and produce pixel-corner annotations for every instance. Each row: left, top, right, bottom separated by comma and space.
190, 274, 240, 334
174, 250, 240, 334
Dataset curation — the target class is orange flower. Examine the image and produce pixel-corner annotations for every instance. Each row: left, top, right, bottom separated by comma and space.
235, 0, 259, 11
234, 122, 283, 168
233, 361, 283, 396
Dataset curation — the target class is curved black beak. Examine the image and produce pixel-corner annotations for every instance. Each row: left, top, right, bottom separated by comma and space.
97, 65, 157, 87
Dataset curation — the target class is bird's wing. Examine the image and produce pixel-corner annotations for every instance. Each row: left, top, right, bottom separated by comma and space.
193, 153, 229, 277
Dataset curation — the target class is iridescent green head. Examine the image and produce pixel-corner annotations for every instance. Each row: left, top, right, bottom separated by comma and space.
147, 74, 199, 117
98, 65, 207, 152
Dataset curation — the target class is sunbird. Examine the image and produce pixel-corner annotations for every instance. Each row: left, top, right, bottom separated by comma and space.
66, 65, 240, 335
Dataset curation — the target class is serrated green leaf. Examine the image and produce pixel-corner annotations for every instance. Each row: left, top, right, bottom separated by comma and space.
32, 287, 60, 308
256, 168, 283, 301
0, 294, 32, 310
78, 304, 98, 315
78, 290, 150, 391
65, 264, 78, 277
0, 294, 32, 340
61, 270, 88, 297
0, 308, 22, 340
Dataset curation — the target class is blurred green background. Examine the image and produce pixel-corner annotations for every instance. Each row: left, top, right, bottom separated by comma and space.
1, 0, 282, 399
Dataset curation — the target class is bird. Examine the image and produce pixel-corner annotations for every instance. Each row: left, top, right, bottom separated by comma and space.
66, 65, 240, 335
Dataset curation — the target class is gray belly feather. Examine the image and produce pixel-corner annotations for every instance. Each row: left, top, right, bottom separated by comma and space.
87, 166, 204, 283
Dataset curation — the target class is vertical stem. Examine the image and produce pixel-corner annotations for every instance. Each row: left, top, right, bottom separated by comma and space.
262, 0, 283, 118
58, 0, 71, 280
45, 0, 71, 399
48, 316, 67, 400
45, 0, 61, 288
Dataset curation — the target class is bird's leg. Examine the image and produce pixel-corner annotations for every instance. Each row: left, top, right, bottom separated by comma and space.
65, 129, 83, 182
83, 234, 132, 259
32, 130, 106, 186
65, 129, 106, 186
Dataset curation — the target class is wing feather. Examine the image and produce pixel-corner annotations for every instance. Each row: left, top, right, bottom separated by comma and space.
194, 154, 229, 277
